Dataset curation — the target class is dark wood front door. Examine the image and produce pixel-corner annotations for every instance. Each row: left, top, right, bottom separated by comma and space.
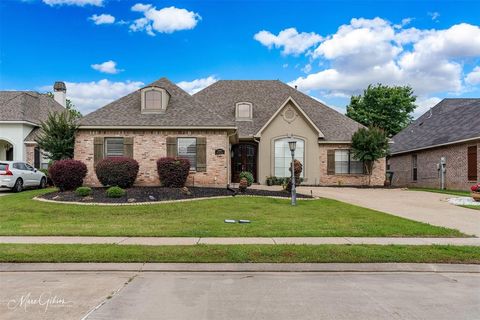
231, 143, 257, 183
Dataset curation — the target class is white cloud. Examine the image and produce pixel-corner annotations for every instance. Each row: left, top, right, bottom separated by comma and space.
414, 96, 442, 118
465, 66, 480, 85
41, 80, 144, 114
177, 76, 218, 94
130, 4, 201, 35
89, 14, 115, 25
301, 63, 312, 73
43, 0, 103, 6
287, 18, 480, 97
429, 11, 440, 21
254, 28, 322, 56
91, 60, 123, 74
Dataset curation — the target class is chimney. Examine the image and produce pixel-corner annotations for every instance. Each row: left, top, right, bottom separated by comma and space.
53, 81, 66, 107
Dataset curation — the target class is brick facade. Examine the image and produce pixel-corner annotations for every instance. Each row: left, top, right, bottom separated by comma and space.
318, 144, 386, 186
388, 140, 480, 191
75, 129, 230, 187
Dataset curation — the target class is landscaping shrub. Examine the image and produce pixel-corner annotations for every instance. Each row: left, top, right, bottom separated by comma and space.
106, 186, 126, 198
76, 186, 92, 197
239, 177, 248, 193
286, 159, 303, 192
95, 157, 139, 188
48, 159, 87, 191
157, 157, 190, 187
39, 168, 53, 186
239, 171, 254, 186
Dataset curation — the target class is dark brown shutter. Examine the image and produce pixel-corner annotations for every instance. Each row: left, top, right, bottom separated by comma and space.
468, 146, 478, 181
93, 137, 104, 165
327, 150, 335, 175
196, 137, 207, 172
166, 137, 177, 157
124, 137, 134, 158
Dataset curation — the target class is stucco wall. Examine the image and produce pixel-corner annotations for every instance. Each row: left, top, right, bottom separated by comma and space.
258, 101, 321, 184
75, 129, 230, 187
0, 123, 36, 161
389, 141, 480, 191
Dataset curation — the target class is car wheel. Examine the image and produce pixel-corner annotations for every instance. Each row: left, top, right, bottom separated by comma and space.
39, 177, 46, 189
13, 179, 23, 193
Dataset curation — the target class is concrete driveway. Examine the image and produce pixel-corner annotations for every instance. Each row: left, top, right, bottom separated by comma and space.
298, 187, 480, 237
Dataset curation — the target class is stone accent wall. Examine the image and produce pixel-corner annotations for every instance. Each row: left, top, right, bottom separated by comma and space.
75, 129, 229, 187
318, 144, 386, 186
388, 140, 480, 191
25, 143, 36, 166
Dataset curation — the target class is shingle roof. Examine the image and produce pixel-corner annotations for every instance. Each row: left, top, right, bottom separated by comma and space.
79, 78, 234, 128
193, 80, 363, 140
0, 91, 65, 124
391, 98, 480, 154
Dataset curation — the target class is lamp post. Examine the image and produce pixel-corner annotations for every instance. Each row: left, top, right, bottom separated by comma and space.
288, 140, 297, 206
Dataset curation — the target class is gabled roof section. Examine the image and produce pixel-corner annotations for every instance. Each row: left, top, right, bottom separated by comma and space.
391, 98, 480, 154
255, 96, 324, 138
79, 77, 234, 128
194, 80, 363, 140
0, 91, 65, 125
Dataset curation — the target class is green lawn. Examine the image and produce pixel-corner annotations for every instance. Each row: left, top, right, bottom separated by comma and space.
409, 187, 471, 197
1, 243, 479, 264
0, 189, 466, 237
461, 205, 480, 211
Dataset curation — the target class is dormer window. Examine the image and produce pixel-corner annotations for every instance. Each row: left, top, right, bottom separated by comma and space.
141, 86, 170, 113
235, 102, 253, 121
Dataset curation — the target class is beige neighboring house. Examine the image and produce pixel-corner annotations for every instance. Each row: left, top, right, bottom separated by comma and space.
389, 99, 480, 191
75, 77, 385, 187
0, 82, 66, 168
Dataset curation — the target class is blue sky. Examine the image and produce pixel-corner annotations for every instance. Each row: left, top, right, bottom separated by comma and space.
1, 0, 479, 116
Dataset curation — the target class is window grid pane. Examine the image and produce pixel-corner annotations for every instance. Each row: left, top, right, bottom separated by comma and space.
274, 138, 304, 177
145, 90, 162, 110
177, 138, 197, 170
105, 138, 124, 157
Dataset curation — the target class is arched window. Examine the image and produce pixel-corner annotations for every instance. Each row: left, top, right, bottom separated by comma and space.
141, 87, 169, 113
274, 137, 304, 177
235, 102, 253, 120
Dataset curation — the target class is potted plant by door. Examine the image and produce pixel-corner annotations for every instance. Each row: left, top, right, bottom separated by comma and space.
471, 184, 480, 202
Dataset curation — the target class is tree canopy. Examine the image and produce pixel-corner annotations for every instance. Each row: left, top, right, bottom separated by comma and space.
346, 84, 417, 136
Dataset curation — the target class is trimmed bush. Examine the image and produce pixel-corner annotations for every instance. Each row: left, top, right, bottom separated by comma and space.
106, 186, 125, 198
95, 157, 139, 188
76, 186, 92, 197
157, 157, 190, 187
286, 159, 303, 192
239, 171, 254, 186
239, 177, 248, 193
49, 159, 87, 191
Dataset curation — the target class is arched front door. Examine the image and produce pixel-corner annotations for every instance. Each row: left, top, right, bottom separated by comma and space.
0, 140, 14, 161
231, 143, 257, 183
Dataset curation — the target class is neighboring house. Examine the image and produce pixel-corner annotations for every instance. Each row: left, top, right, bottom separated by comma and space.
75, 77, 385, 187
389, 99, 480, 191
0, 82, 66, 168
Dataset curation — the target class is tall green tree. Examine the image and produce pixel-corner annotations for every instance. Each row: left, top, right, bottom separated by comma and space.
346, 84, 417, 136
351, 127, 389, 185
36, 111, 79, 160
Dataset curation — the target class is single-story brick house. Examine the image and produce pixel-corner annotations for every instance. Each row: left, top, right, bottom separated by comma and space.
389, 98, 479, 191
75, 77, 385, 187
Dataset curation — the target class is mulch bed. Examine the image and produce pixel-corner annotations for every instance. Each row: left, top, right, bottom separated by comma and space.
40, 186, 312, 204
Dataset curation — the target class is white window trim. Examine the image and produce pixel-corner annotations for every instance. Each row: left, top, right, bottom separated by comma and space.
334, 149, 365, 175
235, 102, 253, 121
177, 137, 197, 171
272, 136, 306, 178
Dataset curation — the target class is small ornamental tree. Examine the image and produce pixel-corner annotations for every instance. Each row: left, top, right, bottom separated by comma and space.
286, 159, 303, 192
157, 157, 190, 187
95, 157, 139, 188
350, 127, 389, 185
36, 111, 79, 160
48, 159, 87, 191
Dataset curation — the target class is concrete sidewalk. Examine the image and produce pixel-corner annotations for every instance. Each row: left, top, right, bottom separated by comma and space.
1, 236, 479, 246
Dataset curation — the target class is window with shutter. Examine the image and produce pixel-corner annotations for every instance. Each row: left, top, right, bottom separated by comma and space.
468, 146, 478, 181
412, 154, 418, 181
332, 150, 365, 174
105, 138, 124, 157
177, 138, 197, 170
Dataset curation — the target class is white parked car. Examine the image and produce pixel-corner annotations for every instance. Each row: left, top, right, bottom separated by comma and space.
0, 161, 47, 192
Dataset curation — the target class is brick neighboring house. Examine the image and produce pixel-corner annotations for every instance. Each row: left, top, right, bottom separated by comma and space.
75, 77, 385, 187
389, 98, 480, 191
0, 83, 66, 167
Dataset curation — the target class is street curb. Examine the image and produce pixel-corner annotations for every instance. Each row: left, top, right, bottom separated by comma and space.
1, 263, 479, 273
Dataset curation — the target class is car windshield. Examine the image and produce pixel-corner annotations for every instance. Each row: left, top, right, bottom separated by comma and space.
0, 163, 8, 171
